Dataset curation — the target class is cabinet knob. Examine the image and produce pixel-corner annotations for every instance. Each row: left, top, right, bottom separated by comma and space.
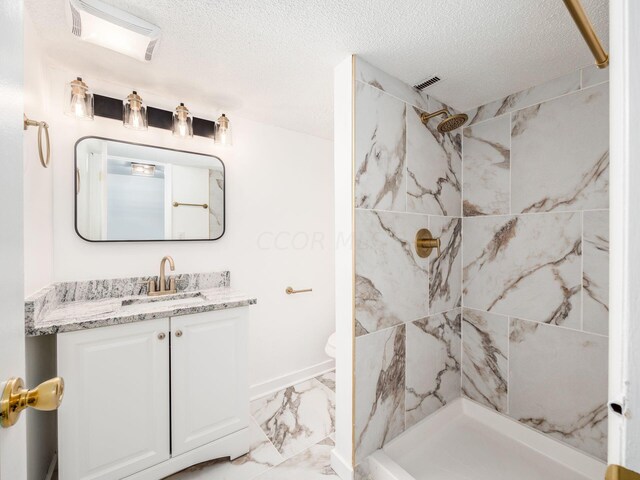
175, 330, 183, 338
157, 332, 166, 340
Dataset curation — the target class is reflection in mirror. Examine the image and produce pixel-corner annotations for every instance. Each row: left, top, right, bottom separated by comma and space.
75, 137, 224, 241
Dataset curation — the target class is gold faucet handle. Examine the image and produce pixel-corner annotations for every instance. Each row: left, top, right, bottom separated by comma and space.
26, 377, 64, 411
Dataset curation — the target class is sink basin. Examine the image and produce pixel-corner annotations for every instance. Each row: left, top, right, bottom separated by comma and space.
122, 291, 203, 307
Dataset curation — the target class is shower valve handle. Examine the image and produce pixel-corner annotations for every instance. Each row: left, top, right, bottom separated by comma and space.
415, 229, 441, 258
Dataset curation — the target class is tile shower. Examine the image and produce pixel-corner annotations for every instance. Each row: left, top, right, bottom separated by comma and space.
353, 57, 609, 470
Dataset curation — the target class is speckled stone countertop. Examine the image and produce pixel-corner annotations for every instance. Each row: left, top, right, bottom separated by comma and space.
25, 271, 256, 336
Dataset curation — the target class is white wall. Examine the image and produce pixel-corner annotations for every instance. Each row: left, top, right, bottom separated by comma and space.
23, 12, 53, 295
23, 13, 57, 480
26, 65, 336, 394
609, 0, 640, 470
331, 56, 355, 479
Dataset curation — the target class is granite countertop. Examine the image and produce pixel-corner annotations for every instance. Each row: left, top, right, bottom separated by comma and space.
25, 271, 256, 336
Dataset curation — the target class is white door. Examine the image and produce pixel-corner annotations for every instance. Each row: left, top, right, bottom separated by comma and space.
170, 309, 249, 456
57, 319, 171, 480
0, 1, 27, 478
609, 0, 640, 474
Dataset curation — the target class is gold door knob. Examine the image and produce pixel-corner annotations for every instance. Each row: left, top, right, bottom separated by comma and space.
1, 377, 64, 428
415, 228, 441, 258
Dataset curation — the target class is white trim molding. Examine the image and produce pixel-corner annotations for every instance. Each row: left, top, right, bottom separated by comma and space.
609, 0, 640, 470
249, 359, 335, 400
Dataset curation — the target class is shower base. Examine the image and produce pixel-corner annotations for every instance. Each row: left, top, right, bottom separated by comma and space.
366, 398, 606, 480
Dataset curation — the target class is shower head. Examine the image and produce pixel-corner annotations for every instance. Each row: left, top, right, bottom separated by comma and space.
437, 113, 468, 133
420, 109, 468, 133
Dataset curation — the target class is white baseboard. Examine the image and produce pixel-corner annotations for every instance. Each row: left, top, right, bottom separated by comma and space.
250, 358, 335, 400
331, 449, 354, 480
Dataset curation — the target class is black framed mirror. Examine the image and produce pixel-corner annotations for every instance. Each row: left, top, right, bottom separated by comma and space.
75, 137, 225, 242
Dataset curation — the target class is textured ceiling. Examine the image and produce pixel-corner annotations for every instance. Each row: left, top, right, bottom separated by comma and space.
25, 0, 608, 139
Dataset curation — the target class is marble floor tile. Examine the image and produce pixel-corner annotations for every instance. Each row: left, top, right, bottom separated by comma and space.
463, 212, 582, 328
405, 309, 461, 428
465, 71, 580, 126
462, 115, 511, 216
511, 83, 609, 214
355, 324, 406, 463
315, 371, 336, 392
509, 318, 608, 460
355, 80, 407, 212
165, 418, 284, 480
429, 216, 462, 314
355, 209, 429, 335
583, 210, 609, 335
406, 105, 462, 216
250, 378, 335, 459
462, 309, 508, 413
253, 438, 338, 480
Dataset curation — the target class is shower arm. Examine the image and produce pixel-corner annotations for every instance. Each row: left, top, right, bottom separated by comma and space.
420, 109, 449, 124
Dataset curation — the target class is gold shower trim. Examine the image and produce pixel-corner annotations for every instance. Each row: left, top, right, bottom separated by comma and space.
562, 0, 609, 68
606, 465, 640, 480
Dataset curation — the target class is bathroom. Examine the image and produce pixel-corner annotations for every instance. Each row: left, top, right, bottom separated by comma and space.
0, 1, 639, 479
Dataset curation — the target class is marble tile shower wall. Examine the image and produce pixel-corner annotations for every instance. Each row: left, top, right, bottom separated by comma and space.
461, 65, 609, 460
353, 58, 463, 464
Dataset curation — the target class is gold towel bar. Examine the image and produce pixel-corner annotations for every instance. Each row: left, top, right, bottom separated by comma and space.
173, 202, 208, 209
286, 286, 313, 295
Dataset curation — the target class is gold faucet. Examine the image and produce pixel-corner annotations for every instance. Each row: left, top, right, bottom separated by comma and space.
148, 256, 177, 296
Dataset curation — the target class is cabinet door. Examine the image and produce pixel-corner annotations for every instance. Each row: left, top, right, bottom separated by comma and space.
58, 319, 170, 480
171, 308, 249, 456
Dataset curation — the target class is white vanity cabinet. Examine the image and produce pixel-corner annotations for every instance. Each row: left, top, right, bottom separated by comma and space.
171, 309, 248, 456
57, 307, 249, 480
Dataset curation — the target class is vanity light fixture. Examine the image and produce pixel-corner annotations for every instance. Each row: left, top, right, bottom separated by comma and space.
64, 77, 94, 119
123, 91, 148, 130
214, 114, 232, 146
131, 162, 155, 177
172, 103, 193, 138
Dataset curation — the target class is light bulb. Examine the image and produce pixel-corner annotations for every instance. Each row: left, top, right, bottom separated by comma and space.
172, 103, 193, 138
214, 113, 232, 146
64, 77, 94, 120
72, 94, 86, 117
131, 110, 142, 129
123, 91, 148, 130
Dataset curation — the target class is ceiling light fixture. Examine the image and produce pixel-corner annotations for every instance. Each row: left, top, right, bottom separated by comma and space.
131, 162, 155, 177
64, 77, 94, 120
172, 103, 193, 138
66, 0, 161, 62
123, 91, 148, 131
214, 114, 232, 146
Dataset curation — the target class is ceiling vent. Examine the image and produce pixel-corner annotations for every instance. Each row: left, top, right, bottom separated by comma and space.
66, 0, 161, 62
414, 75, 441, 91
